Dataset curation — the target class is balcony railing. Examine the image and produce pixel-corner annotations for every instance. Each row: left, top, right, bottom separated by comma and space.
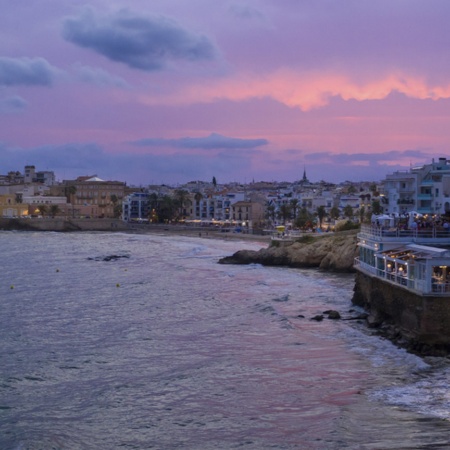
354, 258, 450, 295
359, 224, 450, 240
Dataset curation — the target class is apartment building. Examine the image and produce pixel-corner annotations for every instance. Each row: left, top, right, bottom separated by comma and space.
231, 200, 264, 229
63, 176, 126, 218
122, 192, 150, 222
383, 157, 450, 215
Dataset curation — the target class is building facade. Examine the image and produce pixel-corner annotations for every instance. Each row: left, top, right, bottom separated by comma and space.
384, 157, 450, 216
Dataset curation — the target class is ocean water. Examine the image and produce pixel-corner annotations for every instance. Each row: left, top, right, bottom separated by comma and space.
0, 231, 449, 450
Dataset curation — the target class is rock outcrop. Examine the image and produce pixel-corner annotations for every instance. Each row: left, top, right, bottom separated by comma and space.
218, 230, 358, 272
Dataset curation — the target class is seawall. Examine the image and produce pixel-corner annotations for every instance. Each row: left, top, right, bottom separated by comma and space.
0, 217, 128, 232
352, 270, 450, 355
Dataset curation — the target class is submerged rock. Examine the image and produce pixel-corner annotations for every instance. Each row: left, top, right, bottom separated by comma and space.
311, 315, 324, 321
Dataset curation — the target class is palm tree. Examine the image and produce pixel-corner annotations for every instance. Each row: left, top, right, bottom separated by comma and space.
50, 204, 60, 218
265, 203, 276, 226
158, 195, 177, 222
110, 194, 122, 218
64, 185, 77, 203
37, 204, 47, 217
173, 189, 191, 220
358, 206, 366, 224
278, 204, 292, 225
371, 200, 383, 215
343, 205, 354, 220
290, 199, 300, 220
295, 207, 313, 230
317, 205, 326, 228
148, 193, 159, 222
329, 206, 340, 220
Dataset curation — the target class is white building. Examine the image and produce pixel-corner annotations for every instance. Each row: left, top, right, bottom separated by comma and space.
383, 157, 450, 216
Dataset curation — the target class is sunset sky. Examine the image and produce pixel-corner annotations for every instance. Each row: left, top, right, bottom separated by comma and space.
2, 1, 450, 185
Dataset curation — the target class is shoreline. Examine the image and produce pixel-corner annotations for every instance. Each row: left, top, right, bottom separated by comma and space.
0, 217, 272, 245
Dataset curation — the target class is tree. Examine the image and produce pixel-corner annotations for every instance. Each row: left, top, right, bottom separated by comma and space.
343, 205, 354, 219
358, 206, 366, 223
146, 193, 159, 222
265, 203, 276, 224
329, 206, 340, 220
194, 192, 203, 203
295, 207, 313, 230
317, 206, 326, 227
110, 194, 122, 218
371, 200, 383, 215
50, 204, 60, 218
37, 204, 47, 217
289, 199, 300, 220
173, 189, 191, 220
278, 204, 292, 224
158, 195, 177, 222
64, 185, 77, 202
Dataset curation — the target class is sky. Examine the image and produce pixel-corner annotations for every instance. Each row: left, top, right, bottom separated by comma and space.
1, 0, 450, 186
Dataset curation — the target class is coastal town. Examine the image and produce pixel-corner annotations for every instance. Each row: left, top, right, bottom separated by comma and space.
2, 157, 450, 234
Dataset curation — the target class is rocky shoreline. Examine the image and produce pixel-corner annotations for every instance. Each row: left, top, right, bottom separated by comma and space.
218, 229, 358, 272
218, 229, 450, 357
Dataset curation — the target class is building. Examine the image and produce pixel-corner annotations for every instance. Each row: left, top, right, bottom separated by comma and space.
0, 194, 28, 217
354, 221, 450, 350
383, 157, 450, 216
122, 192, 150, 222
231, 200, 264, 229
63, 176, 126, 218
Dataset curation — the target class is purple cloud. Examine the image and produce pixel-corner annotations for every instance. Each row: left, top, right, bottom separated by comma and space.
0, 95, 27, 114
131, 133, 268, 150
62, 8, 217, 71
0, 57, 60, 86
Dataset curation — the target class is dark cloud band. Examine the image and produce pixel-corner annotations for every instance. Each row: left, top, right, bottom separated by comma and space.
131, 133, 268, 150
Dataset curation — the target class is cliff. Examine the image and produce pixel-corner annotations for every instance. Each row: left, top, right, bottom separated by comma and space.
218, 230, 358, 272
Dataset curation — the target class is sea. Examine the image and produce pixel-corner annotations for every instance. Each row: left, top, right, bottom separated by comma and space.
0, 231, 449, 450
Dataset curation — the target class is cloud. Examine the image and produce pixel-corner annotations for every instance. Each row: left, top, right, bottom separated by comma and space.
305, 149, 432, 166
73, 64, 130, 88
131, 132, 268, 149
0, 57, 60, 86
139, 68, 450, 111
0, 95, 27, 114
0, 142, 254, 184
62, 8, 217, 71
229, 4, 265, 20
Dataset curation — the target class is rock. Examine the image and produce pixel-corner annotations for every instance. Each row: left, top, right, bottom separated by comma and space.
311, 315, 324, 321
366, 313, 383, 328
218, 230, 358, 272
326, 310, 341, 320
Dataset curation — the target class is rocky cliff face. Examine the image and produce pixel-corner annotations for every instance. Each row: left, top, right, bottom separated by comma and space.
218, 230, 358, 272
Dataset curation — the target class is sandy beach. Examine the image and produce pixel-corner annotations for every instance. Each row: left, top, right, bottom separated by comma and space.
126, 223, 272, 245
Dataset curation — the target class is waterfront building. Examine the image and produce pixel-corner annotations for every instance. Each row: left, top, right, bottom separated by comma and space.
63, 176, 126, 218
122, 192, 150, 222
191, 192, 245, 222
0, 194, 28, 217
355, 222, 450, 295
354, 218, 450, 349
231, 200, 264, 230
383, 157, 450, 216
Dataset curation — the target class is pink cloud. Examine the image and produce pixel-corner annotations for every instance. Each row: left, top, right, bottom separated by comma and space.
138, 69, 450, 111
